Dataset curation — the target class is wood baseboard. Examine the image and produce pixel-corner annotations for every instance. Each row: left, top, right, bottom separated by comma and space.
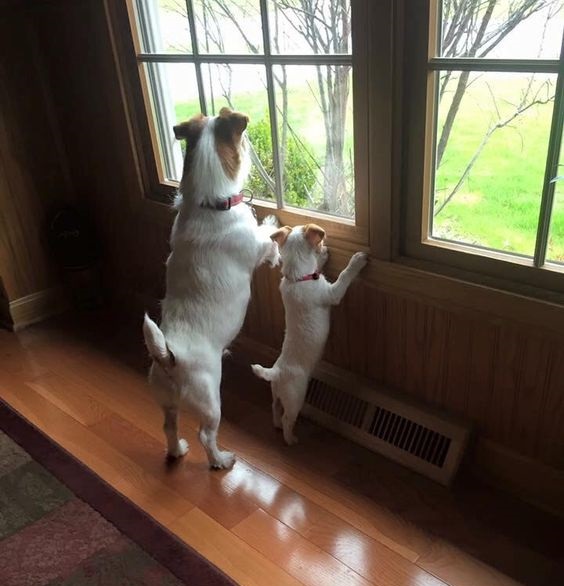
7, 287, 68, 331
471, 439, 564, 519
232, 334, 564, 518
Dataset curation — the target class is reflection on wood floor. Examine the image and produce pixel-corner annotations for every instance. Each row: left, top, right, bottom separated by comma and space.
0, 311, 562, 586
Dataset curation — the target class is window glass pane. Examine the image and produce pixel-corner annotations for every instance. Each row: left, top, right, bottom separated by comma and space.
431, 71, 555, 257
202, 63, 274, 200
547, 141, 564, 263
193, 0, 263, 54
145, 62, 200, 181
136, 0, 192, 53
274, 65, 354, 218
438, 0, 564, 60
268, 0, 352, 55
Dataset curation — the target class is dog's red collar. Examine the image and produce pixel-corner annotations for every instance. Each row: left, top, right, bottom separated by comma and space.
201, 193, 245, 211
296, 272, 320, 282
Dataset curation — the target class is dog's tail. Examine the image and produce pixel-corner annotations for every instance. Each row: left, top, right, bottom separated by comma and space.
251, 363, 279, 382
143, 314, 176, 370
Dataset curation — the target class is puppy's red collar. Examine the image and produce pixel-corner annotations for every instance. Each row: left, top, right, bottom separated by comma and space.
296, 272, 320, 282
202, 193, 245, 211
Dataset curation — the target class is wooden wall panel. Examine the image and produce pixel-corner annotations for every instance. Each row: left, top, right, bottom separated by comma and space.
538, 347, 564, 468
28, 0, 564, 500
466, 322, 497, 433
0, 6, 73, 304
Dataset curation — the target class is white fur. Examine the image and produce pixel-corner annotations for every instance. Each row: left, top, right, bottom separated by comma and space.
144, 114, 279, 469
252, 226, 367, 445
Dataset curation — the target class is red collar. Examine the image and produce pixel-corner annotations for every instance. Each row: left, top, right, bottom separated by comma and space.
296, 272, 320, 282
202, 193, 245, 211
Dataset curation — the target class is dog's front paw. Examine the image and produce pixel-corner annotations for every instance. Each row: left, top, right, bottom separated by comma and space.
349, 251, 368, 275
167, 438, 189, 459
210, 450, 236, 470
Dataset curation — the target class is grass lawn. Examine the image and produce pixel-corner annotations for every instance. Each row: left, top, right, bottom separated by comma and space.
435, 73, 564, 261
172, 76, 564, 262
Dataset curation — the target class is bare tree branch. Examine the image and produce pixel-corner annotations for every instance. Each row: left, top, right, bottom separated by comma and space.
435, 82, 554, 216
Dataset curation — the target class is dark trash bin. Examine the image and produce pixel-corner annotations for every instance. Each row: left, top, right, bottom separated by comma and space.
47, 206, 103, 310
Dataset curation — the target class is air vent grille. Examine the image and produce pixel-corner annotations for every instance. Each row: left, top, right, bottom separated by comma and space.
306, 378, 368, 429
301, 372, 469, 485
368, 407, 451, 468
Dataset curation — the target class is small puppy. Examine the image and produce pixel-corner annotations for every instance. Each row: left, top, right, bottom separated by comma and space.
252, 224, 367, 445
143, 108, 279, 469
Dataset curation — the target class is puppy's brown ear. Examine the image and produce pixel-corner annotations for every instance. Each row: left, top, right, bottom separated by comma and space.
304, 224, 326, 247
270, 226, 292, 247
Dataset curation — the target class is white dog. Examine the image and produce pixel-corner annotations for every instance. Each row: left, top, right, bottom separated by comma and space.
143, 108, 279, 469
252, 224, 367, 445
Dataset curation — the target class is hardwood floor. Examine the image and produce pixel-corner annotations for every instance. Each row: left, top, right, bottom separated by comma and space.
0, 311, 562, 586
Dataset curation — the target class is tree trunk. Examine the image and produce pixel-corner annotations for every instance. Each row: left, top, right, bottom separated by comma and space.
436, 0, 496, 166
322, 65, 350, 212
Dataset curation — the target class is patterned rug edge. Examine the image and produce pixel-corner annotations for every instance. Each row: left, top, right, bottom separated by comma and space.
0, 398, 237, 586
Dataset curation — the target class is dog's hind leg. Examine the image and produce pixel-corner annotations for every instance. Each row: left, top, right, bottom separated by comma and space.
197, 391, 235, 470
163, 407, 189, 459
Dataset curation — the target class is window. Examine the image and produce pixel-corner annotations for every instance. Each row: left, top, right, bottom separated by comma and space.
403, 0, 564, 292
128, 0, 372, 228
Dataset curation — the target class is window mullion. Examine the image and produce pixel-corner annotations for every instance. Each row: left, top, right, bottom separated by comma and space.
184, 0, 207, 115
259, 0, 284, 209
534, 37, 564, 267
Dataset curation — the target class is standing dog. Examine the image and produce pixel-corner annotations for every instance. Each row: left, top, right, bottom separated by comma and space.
252, 224, 367, 445
143, 108, 279, 469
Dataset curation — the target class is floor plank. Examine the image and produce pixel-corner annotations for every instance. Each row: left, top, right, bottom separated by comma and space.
233, 509, 374, 586
27, 372, 110, 426
171, 508, 303, 586
233, 509, 446, 586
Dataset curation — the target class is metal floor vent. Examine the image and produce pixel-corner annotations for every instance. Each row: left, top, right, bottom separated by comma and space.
302, 365, 470, 485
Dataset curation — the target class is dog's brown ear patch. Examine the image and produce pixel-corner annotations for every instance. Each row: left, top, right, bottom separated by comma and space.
173, 113, 206, 143
173, 114, 207, 178
218, 107, 249, 136
304, 224, 326, 247
214, 108, 250, 179
270, 226, 292, 247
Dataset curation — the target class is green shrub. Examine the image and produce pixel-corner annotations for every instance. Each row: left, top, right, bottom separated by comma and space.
247, 118, 316, 207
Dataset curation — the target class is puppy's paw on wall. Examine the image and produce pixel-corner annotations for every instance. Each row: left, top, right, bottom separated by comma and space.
349, 251, 368, 274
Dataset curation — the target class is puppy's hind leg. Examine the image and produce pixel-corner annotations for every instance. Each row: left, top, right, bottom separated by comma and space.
271, 382, 283, 430
163, 407, 189, 459
279, 375, 308, 446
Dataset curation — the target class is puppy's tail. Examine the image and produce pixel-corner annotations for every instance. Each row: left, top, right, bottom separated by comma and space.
261, 214, 279, 228
251, 363, 279, 382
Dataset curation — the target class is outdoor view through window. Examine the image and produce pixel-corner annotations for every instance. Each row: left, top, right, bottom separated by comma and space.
430, 1, 564, 264
134, 0, 355, 219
